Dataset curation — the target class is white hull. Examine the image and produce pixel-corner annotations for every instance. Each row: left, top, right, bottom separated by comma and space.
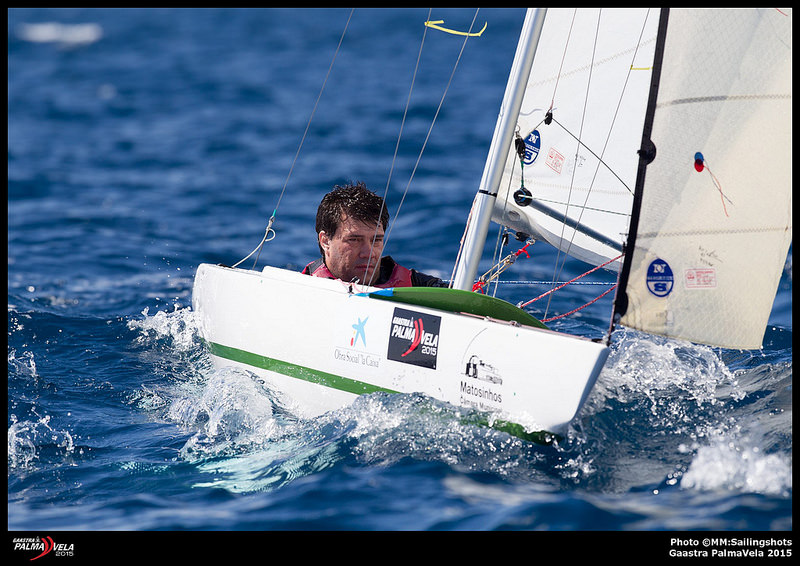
192, 263, 609, 438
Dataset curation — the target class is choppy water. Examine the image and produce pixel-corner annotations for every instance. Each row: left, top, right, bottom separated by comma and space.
8, 7, 791, 552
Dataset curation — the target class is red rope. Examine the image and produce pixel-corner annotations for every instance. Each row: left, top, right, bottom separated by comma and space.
518, 253, 622, 308
472, 241, 535, 293
514, 242, 533, 259
471, 250, 622, 323
541, 283, 617, 323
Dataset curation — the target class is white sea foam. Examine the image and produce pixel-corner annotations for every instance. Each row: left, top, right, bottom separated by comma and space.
7, 414, 75, 469
127, 305, 268, 458
8, 349, 38, 380
590, 329, 792, 496
17, 22, 103, 46
170, 367, 281, 460
596, 328, 741, 410
129, 304, 291, 462
680, 431, 792, 496
128, 305, 199, 352
584, 328, 745, 459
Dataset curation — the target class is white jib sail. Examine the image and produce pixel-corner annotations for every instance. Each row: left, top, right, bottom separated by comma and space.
621, 8, 792, 349
492, 8, 660, 271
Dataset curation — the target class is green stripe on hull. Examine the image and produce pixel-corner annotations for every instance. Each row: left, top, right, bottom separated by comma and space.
207, 341, 399, 396
206, 340, 558, 445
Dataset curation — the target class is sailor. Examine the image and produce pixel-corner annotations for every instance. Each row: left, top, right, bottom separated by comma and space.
302, 182, 446, 288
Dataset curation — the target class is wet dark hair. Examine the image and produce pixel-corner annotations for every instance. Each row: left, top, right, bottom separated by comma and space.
315, 182, 390, 255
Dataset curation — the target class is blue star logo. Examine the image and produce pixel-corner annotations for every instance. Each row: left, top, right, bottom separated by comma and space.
351, 317, 368, 347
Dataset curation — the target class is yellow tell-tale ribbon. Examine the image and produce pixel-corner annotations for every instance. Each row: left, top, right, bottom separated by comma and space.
424, 20, 487, 37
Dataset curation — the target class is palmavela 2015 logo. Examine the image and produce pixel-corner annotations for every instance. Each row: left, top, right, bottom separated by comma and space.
12, 536, 74, 560
387, 307, 441, 369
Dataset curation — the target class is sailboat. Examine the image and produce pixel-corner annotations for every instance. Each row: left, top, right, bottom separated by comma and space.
192, 8, 792, 442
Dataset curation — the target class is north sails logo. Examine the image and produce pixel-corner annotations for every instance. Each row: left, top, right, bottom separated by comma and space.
523, 130, 541, 165
387, 307, 440, 369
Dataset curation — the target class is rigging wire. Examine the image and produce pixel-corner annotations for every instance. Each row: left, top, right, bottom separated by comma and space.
362, 7, 433, 284
519, 253, 622, 309
549, 9, 577, 114
520, 252, 622, 323
233, 8, 630, 328
480, 133, 534, 297
541, 283, 616, 323
487, 134, 529, 298
543, 9, 599, 320
541, 8, 652, 319
553, 8, 653, 268
542, 116, 634, 194
473, 239, 535, 294
233, 8, 355, 270
482, 279, 615, 286
365, 8, 483, 285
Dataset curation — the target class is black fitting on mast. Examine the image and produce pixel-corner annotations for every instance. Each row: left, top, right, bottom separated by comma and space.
514, 134, 526, 160
513, 131, 533, 206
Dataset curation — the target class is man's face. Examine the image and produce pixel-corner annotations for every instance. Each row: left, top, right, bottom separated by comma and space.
319, 214, 385, 285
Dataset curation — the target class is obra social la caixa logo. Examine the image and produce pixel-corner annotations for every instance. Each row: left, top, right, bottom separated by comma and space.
12, 536, 74, 560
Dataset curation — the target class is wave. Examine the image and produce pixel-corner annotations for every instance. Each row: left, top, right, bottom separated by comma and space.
121, 304, 791, 502
578, 328, 792, 497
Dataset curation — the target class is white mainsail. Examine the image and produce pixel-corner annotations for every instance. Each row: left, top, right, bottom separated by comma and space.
486, 7, 791, 350
492, 8, 660, 271
618, 8, 792, 349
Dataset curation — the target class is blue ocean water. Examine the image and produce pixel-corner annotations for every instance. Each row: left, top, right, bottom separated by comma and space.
8, 6, 792, 547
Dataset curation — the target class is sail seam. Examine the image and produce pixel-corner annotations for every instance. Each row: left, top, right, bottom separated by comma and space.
636, 225, 792, 239
658, 93, 791, 107
531, 41, 658, 90
533, 196, 630, 215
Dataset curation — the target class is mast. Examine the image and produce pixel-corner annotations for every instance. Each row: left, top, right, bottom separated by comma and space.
451, 8, 547, 291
